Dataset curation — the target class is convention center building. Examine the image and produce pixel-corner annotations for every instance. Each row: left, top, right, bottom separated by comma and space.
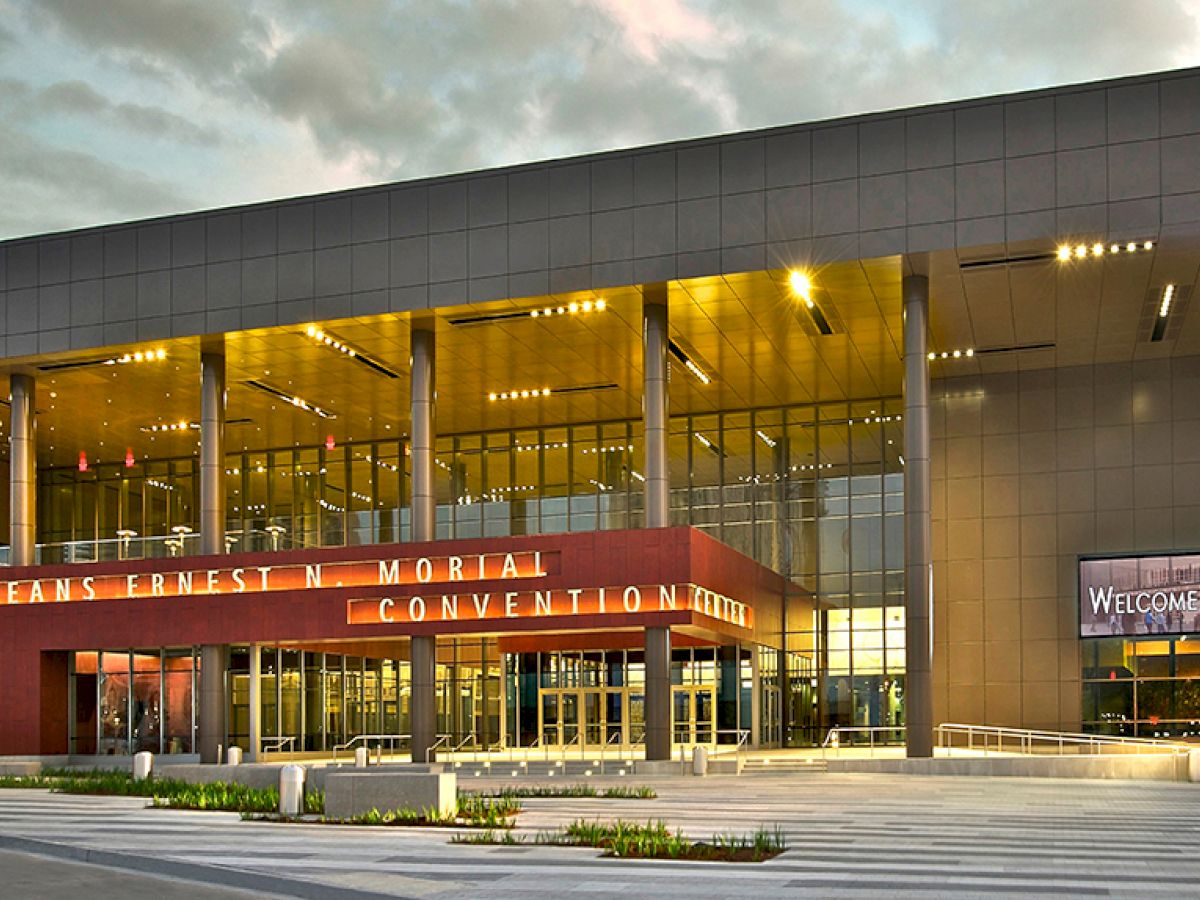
2, 66, 1199, 763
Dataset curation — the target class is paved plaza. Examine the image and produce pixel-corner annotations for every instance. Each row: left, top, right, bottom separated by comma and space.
0, 772, 1198, 898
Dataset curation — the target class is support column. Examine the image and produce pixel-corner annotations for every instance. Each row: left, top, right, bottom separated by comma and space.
644, 626, 671, 760
198, 644, 227, 763
750, 646, 762, 749
247, 645, 261, 762
410, 325, 436, 543
411, 634, 437, 762
199, 349, 226, 556
409, 323, 438, 762
903, 274, 934, 758
9, 373, 36, 566
642, 288, 669, 527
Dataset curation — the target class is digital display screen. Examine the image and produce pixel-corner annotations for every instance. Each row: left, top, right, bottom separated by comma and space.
1080, 554, 1200, 637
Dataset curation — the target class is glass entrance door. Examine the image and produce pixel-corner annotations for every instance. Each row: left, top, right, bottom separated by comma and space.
672, 687, 715, 744
540, 688, 624, 747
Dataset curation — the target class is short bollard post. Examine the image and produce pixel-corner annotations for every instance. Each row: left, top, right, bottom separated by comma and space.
279, 765, 305, 817
354, 746, 369, 768
692, 745, 708, 776
1189, 750, 1200, 783
132, 751, 153, 781
227, 746, 243, 766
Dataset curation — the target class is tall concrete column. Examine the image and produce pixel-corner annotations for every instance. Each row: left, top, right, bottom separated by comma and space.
411, 634, 437, 762
644, 626, 671, 760
410, 326, 436, 543
903, 274, 934, 758
198, 644, 227, 763
199, 350, 226, 556
247, 645, 261, 762
9, 373, 36, 566
409, 324, 438, 762
643, 288, 669, 527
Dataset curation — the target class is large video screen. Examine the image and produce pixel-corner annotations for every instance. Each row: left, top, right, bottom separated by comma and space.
1080, 554, 1200, 637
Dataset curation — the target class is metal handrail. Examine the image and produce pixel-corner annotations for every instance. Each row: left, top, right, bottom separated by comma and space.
331, 733, 410, 764
559, 732, 581, 768
821, 725, 906, 759
12, 527, 310, 566
673, 727, 750, 773
937, 723, 1193, 756
450, 734, 476, 754
424, 733, 452, 763
260, 736, 295, 755
710, 728, 750, 757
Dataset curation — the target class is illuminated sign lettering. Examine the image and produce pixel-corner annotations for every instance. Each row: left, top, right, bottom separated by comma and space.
347, 583, 752, 630
2, 551, 551, 605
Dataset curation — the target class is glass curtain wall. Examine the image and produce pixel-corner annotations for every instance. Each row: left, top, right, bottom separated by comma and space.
70, 648, 197, 756
221, 640, 498, 754
1082, 636, 1200, 738
42, 399, 904, 746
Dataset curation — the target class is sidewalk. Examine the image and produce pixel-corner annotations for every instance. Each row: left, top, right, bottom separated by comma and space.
1, 772, 1198, 897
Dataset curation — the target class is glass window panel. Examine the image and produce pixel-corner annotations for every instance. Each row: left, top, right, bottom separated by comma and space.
99, 651, 130, 755
163, 648, 194, 754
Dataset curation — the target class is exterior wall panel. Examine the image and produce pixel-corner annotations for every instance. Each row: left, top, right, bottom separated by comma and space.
932, 356, 1200, 732
1, 68, 1197, 361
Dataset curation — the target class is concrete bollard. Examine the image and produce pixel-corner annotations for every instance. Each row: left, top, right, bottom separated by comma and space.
279, 765, 305, 817
1189, 750, 1200, 783
227, 746, 243, 766
692, 745, 708, 776
354, 746, 369, 768
132, 751, 153, 781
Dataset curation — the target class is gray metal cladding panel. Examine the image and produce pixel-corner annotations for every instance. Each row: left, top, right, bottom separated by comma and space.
0, 67, 1198, 358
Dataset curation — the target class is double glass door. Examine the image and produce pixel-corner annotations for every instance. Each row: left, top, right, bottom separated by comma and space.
540, 688, 643, 747
672, 686, 715, 744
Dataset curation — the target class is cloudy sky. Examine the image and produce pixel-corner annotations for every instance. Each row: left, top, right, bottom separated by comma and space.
0, 0, 1197, 239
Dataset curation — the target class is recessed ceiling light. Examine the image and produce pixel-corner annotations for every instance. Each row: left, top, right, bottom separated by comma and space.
927, 348, 974, 361
489, 387, 552, 401
530, 297, 606, 318
1057, 239, 1154, 262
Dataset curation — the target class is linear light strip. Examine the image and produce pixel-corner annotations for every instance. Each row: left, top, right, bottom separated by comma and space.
1057, 239, 1154, 261
488, 383, 619, 402
530, 298, 606, 318
489, 387, 551, 401
1159, 284, 1176, 319
1151, 284, 1177, 342
142, 417, 252, 434
927, 348, 975, 361
303, 325, 400, 379
668, 341, 712, 385
39, 347, 167, 372
243, 380, 336, 419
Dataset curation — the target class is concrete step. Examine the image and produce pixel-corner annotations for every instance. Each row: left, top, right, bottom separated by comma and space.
449, 761, 641, 779
741, 759, 828, 775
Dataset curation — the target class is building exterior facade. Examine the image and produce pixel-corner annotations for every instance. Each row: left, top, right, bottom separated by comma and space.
2, 66, 1200, 761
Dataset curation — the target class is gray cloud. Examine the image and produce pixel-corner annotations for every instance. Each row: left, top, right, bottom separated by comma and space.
0, 127, 195, 235
21, 0, 267, 83
2, 77, 222, 145
1, 0, 1197, 238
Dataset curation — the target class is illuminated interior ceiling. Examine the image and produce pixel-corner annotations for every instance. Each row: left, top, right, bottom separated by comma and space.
929, 235, 1200, 375
1, 258, 903, 469
6, 231, 1200, 471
